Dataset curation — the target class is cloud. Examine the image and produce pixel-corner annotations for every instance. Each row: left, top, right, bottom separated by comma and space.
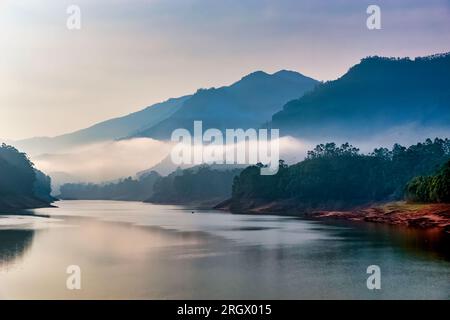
33, 138, 171, 184
32, 134, 313, 186
2, 0, 449, 139
31, 123, 450, 192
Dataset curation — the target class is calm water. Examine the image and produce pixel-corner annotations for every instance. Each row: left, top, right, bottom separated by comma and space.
0, 200, 449, 299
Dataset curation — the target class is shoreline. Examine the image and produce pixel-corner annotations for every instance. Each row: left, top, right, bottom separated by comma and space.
0, 195, 56, 214
216, 200, 450, 234
38, 197, 450, 234
309, 202, 450, 233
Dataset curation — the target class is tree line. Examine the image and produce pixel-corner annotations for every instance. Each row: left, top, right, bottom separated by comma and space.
0, 143, 53, 209
148, 165, 243, 204
59, 171, 161, 201
406, 159, 450, 203
230, 138, 450, 211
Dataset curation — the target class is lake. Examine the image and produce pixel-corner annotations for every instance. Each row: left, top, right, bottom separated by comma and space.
0, 200, 449, 299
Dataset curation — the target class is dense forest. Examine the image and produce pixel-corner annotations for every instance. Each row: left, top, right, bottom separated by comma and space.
406, 159, 450, 203
60, 165, 242, 206
0, 143, 54, 211
59, 171, 161, 201
229, 138, 450, 212
148, 165, 243, 205
271, 53, 450, 139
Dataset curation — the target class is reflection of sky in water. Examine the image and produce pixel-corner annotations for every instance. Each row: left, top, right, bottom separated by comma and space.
0, 200, 448, 299
31, 200, 344, 247
0, 215, 63, 230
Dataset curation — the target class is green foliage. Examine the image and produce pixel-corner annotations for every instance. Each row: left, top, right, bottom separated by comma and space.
272, 53, 450, 139
307, 142, 360, 159
0, 143, 36, 196
231, 138, 450, 210
0, 143, 53, 206
406, 160, 450, 203
150, 165, 243, 203
33, 169, 53, 202
59, 171, 161, 201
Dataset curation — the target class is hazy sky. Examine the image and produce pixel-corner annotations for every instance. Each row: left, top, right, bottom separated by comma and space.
1, 0, 449, 140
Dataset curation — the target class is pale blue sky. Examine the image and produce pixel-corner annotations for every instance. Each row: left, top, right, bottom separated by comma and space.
1, 0, 449, 139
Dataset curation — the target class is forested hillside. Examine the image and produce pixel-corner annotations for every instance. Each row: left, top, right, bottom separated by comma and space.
0, 143, 54, 211
229, 138, 450, 212
406, 159, 450, 203
271, 53, 450, 139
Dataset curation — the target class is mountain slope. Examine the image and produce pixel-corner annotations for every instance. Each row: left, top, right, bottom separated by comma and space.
271, 53, 450, 139
0, 144, 54, 211
133, 70, 318, 140
12, 95, 190, 156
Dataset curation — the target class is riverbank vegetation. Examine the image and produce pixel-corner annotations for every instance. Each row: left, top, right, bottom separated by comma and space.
228, 138, 450, 212
59, 171, 161, 201
148, 166, 242, 205
0, 143, 54, 211
406, 159, 450, 203
58, 165, 242, 206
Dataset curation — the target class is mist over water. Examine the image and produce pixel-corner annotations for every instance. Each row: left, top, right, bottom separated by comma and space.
0, 201, 449, 299
30, 123, 450, 187
32, 138, 171, 185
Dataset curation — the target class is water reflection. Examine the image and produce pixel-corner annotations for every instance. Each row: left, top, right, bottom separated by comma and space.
317, 219, 450, 261
0, 201, 448, 299
0, 230, 34, 269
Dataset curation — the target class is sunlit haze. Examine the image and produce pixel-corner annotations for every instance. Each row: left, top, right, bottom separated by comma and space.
1, 0, 449, 139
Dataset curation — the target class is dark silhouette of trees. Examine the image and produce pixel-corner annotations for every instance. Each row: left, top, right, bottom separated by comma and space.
0, 143, 53, 209
272, 53, 450, 139
231, 139, 450, 211
59, 171, 161, 201
149, 165, 243, 204
0, 143, 35, 196
33, 169, 53, 202
406, 160, 450, 203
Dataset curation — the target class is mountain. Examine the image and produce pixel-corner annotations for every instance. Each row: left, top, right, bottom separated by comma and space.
271, 53, 450, 139
137, 153, 248, 177
11, 95, 190, 156
136, 154, 193, 176
133, 70, 318, 140
0, 143, 54, 211
11, 70, 317, 156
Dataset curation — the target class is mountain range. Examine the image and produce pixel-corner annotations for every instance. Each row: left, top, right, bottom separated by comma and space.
5, 52, 450, 186
133, 70, 318, 140
10, 95, 190, 156
11, 70, 318, 156
271, 53, 450, 139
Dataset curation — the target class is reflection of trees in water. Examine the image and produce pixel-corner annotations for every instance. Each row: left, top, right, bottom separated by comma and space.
399, 229, 450, 261
342, 222, 450, 261
0, 230, 34, 268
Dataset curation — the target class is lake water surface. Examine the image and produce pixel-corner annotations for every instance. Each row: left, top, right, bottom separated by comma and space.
0, 200, 449, 299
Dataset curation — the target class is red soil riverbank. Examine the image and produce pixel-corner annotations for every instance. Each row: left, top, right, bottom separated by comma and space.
217, 200, 450, 233
311, 202, 450, 233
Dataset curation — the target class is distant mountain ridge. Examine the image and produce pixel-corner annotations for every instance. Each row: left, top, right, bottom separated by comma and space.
133, 70, 318, 140
11, 70, 318, 156
11, 95, 190, 156
271, 52, 450, 139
